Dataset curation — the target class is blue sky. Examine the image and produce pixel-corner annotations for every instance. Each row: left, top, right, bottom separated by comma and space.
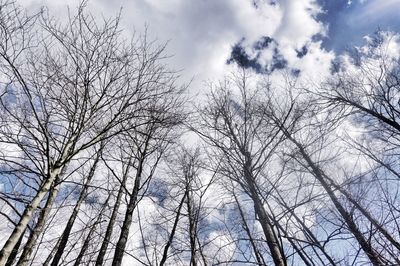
317, 0, 400, 52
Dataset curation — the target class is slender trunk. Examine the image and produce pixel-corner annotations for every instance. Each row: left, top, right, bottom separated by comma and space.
197, 237, 208, 266
331, 180, 400, 253
289, 241, 314, 266
159, 192, 186, 266
15, 176, 61, 266
72, 224, 97, 266
275, 223, 314, 266
4, 229, 25, 266
276, 193, 337, 265
94, 174, 127, 266
284, 131, 384, 266
43, 237, 61, 266
0, 166, 62, 265
243, 154, 286, 266
233, 193, 266, 266
111, 159, 144, 266
269, 202, 317, 266
251, 188, 286, 266
74, 194, 110, 266
186, 190, 197, 266
50, 150, 102, 266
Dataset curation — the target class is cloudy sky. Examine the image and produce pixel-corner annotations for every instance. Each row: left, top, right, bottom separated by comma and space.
19, 0, 400, 91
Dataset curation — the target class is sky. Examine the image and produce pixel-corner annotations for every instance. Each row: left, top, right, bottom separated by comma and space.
18, 0, 400, 91
2, 1, 400, 264
317, 0, 400, 51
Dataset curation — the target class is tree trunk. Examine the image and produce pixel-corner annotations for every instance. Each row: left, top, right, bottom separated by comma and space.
243, 154, 287, 266
42, 236, 61, 266
111, 159, 144, 266
73, 194, 110, 266
0, 166, 62, 265
233, 193, 266, 266
330, 180, 400, 253
4, 229, 25, 266
159, 192, 186, 266
15, 175, 61, 266
50, 149, 102, 266
251, 189, 286, 266
94, 172, 127, 266
284, 131, 384, 266
186, 190, 197, 266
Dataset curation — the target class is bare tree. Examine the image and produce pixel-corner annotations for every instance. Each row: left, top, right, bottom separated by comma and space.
143, 145, 216, 266
1, 1, 399, 266
72, 194, 111, 266
194, 70, 287, 266
0, 1, 184, 264
111, 87, 184, 266
46, 142, 104, 266
302, 33, 400, 263
266, 84, 394, 265
230, 184, 267, 266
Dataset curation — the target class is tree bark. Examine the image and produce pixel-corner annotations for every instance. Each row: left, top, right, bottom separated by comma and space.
50, 148, 102, 266
111, 159, 144, 266
0, 165, 63, 265
42, 236, 61, 266
330, 180, 400, 254
94, 171, 127, 266
159, 192, 186, 266
243, 154, 287, 266
15, 175, 61, 266
73, 194, 110, 266
284, 130, 384, 266
4, 229, 25, 266
250, 188, 286, 266
233, 192, 266, 266
186, 190, 198, 266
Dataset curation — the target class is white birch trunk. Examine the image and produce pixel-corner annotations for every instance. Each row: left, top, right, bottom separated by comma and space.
0, 167, 62, 266
16, 182, 60, 266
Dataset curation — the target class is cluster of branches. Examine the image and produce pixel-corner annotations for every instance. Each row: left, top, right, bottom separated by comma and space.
0, 1, 399, 266
192, 61, 400, 265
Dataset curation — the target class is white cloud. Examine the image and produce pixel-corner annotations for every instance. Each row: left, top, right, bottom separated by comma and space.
18, 0, 334, 90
